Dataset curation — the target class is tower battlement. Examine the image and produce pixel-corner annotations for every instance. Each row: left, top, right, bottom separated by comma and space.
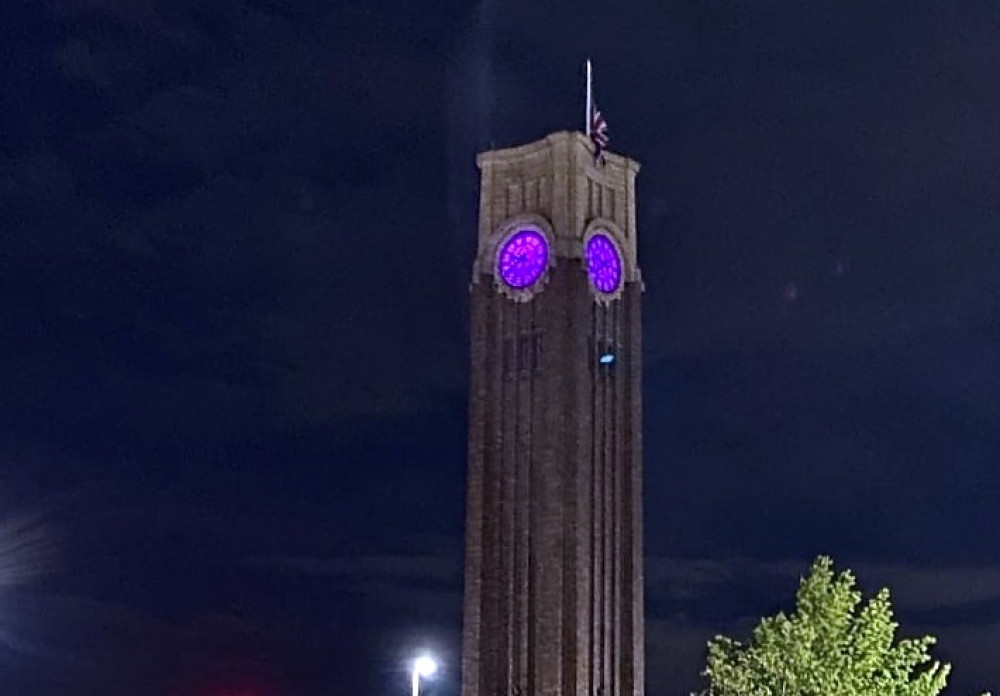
472, 131, 641, 285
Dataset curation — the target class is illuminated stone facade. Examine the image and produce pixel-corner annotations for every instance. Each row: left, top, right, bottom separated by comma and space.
462, 131, 644, 696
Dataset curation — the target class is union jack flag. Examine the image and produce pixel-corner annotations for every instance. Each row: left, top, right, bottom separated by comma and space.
590, 106, 609, 165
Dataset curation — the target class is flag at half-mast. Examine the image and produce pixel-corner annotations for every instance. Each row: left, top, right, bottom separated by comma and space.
590, 107, 609, 163
585, 60, 609, 164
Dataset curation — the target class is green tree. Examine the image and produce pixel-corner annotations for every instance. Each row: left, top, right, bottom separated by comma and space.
699, 556, 965, 696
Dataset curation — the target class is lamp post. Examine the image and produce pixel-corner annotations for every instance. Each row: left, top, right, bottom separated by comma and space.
412, 655, 437, 696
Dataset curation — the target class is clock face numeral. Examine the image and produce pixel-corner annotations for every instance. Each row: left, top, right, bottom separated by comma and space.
497, 229, 548, 288
586, 233, 623, 294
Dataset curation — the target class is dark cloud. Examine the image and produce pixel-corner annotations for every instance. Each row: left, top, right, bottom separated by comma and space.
4, 0, 469, 435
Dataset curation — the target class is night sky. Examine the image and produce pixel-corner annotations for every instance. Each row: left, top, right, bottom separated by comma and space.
2, 0, 1000, 694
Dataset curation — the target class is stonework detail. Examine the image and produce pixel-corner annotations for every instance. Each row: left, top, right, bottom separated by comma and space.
473, 132, 641, 286
463, 132, 644, 696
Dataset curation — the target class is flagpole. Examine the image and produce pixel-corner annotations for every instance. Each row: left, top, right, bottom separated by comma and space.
585, 59, 593, 136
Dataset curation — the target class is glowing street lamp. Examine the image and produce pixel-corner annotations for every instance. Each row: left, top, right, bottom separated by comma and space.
411, 655, 437, 696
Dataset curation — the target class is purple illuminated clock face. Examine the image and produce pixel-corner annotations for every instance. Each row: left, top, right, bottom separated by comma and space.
586, 233, 623, 294
497, 229, 549, 288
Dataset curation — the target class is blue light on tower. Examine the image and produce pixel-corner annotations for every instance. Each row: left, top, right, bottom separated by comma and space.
599, 352, 616, 365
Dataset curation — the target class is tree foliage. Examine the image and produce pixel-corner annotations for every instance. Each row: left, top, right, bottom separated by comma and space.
700, 557, 957, 696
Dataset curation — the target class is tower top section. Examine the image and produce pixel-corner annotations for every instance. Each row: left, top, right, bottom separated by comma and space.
473, 131, 641, 286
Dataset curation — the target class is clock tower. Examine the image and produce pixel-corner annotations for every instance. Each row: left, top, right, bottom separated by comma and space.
462, 131, 644, 696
